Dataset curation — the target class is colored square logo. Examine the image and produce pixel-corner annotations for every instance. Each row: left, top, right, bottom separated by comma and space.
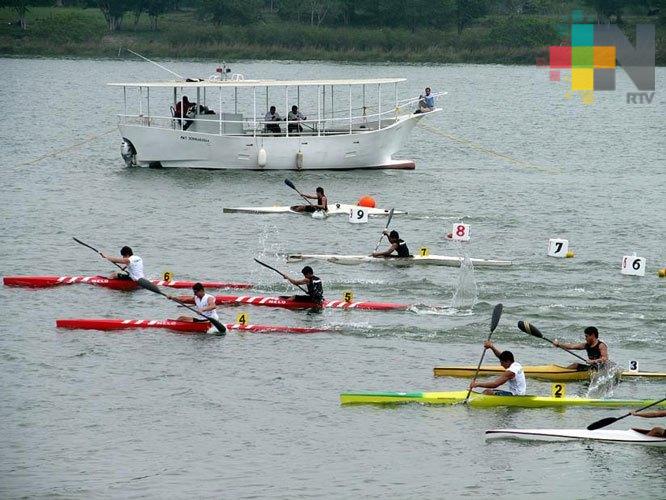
572, 24, 594, 46
594, 46, 616, 68
572, 68, 594, 90
572, 47, 594, 68
594, 68, 615, 90
550, 46, 572, 68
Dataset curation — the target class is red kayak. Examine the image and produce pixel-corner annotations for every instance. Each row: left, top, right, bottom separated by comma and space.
177, 294, 411, 311
3, 275, 251, 290
56, 318, 329, 334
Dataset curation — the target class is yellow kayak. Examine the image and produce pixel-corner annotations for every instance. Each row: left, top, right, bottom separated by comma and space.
432, 365, 666, 382
340, 390, 666, 408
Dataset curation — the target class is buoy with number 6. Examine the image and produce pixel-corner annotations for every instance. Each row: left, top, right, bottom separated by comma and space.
621, 254, 646, 277
357, 195, 376, 208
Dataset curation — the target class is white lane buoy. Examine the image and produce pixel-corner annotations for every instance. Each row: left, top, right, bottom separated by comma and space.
621, 254, 646, 276
296, 150, 304, 169
257, 147, 267, 167
547, 238, 569, 258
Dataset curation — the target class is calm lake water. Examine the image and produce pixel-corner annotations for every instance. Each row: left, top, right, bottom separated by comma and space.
0, 57, 664, 498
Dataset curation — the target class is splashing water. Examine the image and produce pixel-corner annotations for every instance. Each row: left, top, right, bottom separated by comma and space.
450, 244, 478, 311
586, 362, 622, 398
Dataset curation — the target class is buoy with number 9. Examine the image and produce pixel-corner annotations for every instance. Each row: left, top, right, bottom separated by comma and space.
357, 195, 376, 208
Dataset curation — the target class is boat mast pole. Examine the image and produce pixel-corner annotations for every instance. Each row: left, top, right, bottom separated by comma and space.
219, 86, 222, 135
285, 86, 289, 137
123, 86, 127, 122
378, 84, 382, 130
322, 86, 326, 133
253, 86, 257, 138
348, 84, 352, 134
317, 85, 321, 137
147, 87, 150, 125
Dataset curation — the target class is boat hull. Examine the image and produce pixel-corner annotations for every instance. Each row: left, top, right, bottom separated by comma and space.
287, 254, 512, 268
433, 365, 666, 382
177, 294, 410, 311
3, 275, 251, 290
56, 318, 328, 334
485, 428, 666, 446
223, 203, 404, 216
120, 113, 427, 170
339, 390, 666, 409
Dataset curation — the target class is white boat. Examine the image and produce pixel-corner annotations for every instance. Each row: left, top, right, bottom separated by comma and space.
223, 203, 405, 217
109, 73, 441, 170
286, 254, 513, 268
485, 428, 666, 446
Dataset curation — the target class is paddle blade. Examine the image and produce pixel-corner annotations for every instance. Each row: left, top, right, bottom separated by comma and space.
586, 417, 617, 431
207, 317, 227, 335
136, 277, 163, 296
284, 179, 296, 190
517, 320, 543, 338
490, 303, 503, 332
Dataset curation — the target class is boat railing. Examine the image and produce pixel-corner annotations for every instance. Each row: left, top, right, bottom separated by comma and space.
118, 95, 434, 137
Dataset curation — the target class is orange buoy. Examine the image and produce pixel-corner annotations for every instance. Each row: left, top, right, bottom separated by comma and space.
357, 195, 376, 208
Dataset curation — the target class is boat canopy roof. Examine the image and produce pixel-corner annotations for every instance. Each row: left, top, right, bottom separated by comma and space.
109, 77, 406, 88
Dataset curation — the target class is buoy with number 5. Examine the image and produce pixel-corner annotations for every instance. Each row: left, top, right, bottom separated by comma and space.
357, 195, 376, 208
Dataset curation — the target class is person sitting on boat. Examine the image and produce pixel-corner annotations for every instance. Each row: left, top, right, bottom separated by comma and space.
291, 187, 328, 213
631, 409, 666, 437
283, 266, 323, 304
100, 246, 144, 281
469, 341, 526, 396
372, 230, 410, 258
414, 87, 435, 114
172, 282, 219, 323
287, 105, 307, 134
553, 327, 609, 371
264, 106, 282, 134
174, 96, 195, 130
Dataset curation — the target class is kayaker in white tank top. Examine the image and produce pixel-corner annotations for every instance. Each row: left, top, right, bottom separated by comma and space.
175, 283, 219, 322
468, 341, 527, 396
102, 246, 145, 281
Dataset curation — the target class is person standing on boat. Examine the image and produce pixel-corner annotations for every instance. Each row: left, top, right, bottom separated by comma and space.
372, 230, 410, 258
553, 327, 609, 371
291, 187, 328, 213
283, 266, 323, 304
414, 87, 435, 114
469, 341, 527, 396
287, 105, 307, 133
264, 106, 282, 134
101, 246, 144, 281
172, 283, 219, 323
630, 410, 666, 437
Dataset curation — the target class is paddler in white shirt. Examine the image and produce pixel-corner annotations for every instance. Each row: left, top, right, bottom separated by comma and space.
291, 187, 328, 213
469, 341, 527, 396
173, 283, 219, 323
101, 246, 144, 281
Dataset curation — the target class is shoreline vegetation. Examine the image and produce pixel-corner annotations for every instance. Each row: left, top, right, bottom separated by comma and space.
1, 2, 664, 65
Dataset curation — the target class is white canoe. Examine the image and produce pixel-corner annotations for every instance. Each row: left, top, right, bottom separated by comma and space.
485, 428, 666, 446
287, 254, 512, 268
223, 203, 405, 217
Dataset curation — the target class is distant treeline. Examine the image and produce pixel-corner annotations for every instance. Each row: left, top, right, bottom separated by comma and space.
1, 1, 664, 63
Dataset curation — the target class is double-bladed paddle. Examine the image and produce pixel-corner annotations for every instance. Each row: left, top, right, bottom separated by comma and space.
254, 258, 309, 295
284, 179, 313, 205
465, 303, 504, 403
73, 237, 126, 273
137, 278, 226, 335
586, 396, 666, 430
373, 208, 395, 252
517, 320, 589, 365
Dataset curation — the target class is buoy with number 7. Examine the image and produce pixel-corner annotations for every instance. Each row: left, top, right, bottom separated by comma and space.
621, 254, 646, 276
547, 238, 569, 258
